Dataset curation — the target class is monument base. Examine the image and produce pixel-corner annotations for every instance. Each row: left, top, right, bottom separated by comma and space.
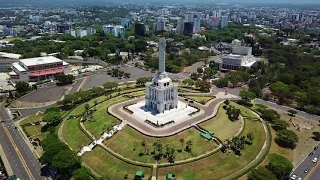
127, 100, 197, 126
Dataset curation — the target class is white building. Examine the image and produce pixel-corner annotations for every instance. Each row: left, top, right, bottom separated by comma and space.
156, 17, 166, 31
213, 10, 222, 18
9, 56, 70, 82
221, 16, 228, 28
145, 37, 178, 113
193, 17, 201, 32
185, 12, 194, 23
192, 34, 206, 40
76, 29, 87, 38
87, 27, 96, 36
220, 46, 259, 71
102, 25, 125, 38
65, 29, 76, 37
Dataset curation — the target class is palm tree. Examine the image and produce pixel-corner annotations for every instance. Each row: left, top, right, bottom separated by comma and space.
141, 140, 146, 154
186, 140, 193, 152
179, 138, 185, 151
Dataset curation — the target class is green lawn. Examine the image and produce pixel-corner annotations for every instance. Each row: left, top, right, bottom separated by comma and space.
125, 90, 145, 97
62, 117, 92, 152
178, 87, 201, 93
84, 96, 129, 138
19, 114, 48, 140
104, 126, 219, 163
158, 119, 266, 180
230, 101, 257, 119
82, 146, 152, 179
20, 114, 43, 126
185, 96, 214, 105
199, 105, 243, 141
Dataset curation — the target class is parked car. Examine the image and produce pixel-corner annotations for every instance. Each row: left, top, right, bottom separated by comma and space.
314, 146, 318, 150
309, 152, 314, 156
313, 157, 318, 163
304, 168, 309, 173
291, 175, 297, 180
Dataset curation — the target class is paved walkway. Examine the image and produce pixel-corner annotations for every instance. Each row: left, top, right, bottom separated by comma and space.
109, 96, 226, 137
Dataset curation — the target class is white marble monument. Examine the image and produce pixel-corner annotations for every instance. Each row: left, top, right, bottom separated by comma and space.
145, 37, 178, 114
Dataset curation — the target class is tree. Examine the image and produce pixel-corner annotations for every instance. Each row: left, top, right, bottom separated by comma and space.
239, 90, 256, 103
312, 132, 320, 141
41, 133, 68, 165
267, 153, 293, 179
55, 74, 75, 86
141, 140, 146, 154
52, 149, 81, 174
103, 81, 118, 90
182, 78, 195, 86
246, 133, 255, 145
197, 67, 203, 73
8, 90, 14, 99
179, 138, 184, 151
248, 167, 277, 180
15, 81, 30, 94
32, 84, 37, 91
136, 77, 152, 86
43, 111, 62, 125
260, 109, 280, 123
196, 80, 211, 92
72, 167, 91, 180
287, 109, 297, 117
185, 140, 192, 152
272, 119, 290, 131
275, 129, 299, 149
85, 103, 90, 112
167, 148, 176, 163
214, 78, 228, 88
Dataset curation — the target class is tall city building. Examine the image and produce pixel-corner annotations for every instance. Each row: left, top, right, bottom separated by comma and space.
76, 29, 87, 38
120, 18, 131, 29
135, 22, 145, 36
145, 37, 178, 113
184, 22, 193, 35
221, 16, 228, 28
156, 17, 166, 31
193, 16, 201, 32
185, 12, 194, 23
176, 19, 184, 34
213, 10, 222, 17
208, 16, 220, 27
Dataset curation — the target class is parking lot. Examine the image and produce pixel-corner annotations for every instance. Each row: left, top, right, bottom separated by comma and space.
18, 85, 69, 103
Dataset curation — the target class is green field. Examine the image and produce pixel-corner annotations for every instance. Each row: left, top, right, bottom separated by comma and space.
199, 105, 243, 141
158, 118, 266, 180
185, 96, 214, 105
230, 101, 257, 118
62, 117, 92, 151
178, 87, 201, 93
82, 146, 152, 179
105, 127, 219, 163
84, 96, 129, 138
19, 114, 48, 140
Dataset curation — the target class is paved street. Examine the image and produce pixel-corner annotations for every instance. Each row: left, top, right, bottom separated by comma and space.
254, 99, 320, 121
291, 143, 320, 180
0, 104, 44, 180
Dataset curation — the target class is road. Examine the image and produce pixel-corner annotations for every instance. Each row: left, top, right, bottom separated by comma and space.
291, 143, 319, 180
0, 104, 44, 180
254, 99, 320, 121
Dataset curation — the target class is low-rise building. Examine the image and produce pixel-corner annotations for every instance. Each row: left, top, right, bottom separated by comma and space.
9, 56, 70, 82
220, 46, 259, 71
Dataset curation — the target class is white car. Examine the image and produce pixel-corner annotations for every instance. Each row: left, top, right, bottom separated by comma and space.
298, 178, 302, 180
313, 157, 318, 163
291, 175, 297, 180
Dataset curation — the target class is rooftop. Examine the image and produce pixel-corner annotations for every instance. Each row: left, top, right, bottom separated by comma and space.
20, 56, 65, 66
0, 52, 21, 59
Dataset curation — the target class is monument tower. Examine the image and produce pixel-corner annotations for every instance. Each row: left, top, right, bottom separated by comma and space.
145, 37, 178, 113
